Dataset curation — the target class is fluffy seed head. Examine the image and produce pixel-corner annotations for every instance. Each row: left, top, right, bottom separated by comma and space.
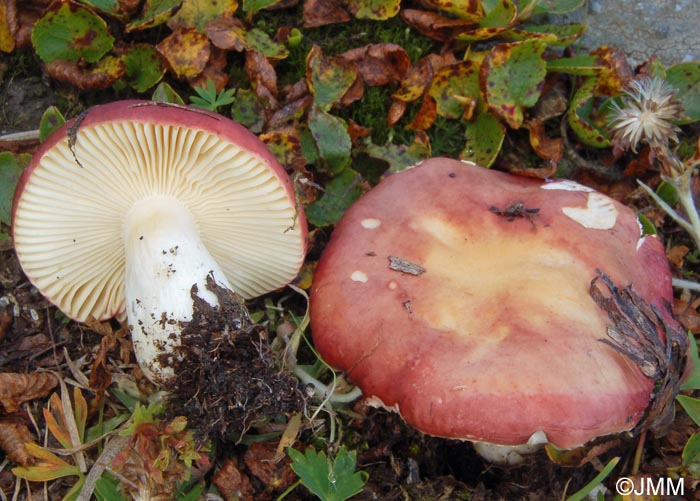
608, 76, 684, 153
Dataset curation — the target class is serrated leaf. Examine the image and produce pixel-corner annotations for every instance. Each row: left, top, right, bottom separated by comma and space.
482, 40, 547, 129
126, 0, 181, 32
308, 108, 351, 174
122, 44, 165, 92
32, 1, 114, 63
306, 169, 364, 227
0, 152, 22, 225
460, 112, 505, 167
666, 62, 700, 123
307, 46, 358, 111
347, 0, 400, 20
289, 447, 366, 501
567, 77, 611, 147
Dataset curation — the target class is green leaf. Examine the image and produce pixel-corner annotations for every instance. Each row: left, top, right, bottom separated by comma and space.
0, 152, 23, 226
308, 108, 352, 174
683, 433, 700, 467
460, 112, 506, 167
567, 78, 611, 147
677, 394, 700, 427
565, 456, 618, 501
666, 62, 700, 123
151, 82, 185, 104
32, 2, 114, 63
126, 0, 181, 32
530, 0, 585, 14
78, 0, 123, 19
289, 447, 367, 501
244, 28, 289, 60
682, 332, 700, 391
546, 55, 601, 76
39, 106, 65, 143
190, 80, 236, 112
306, 168, 364, 227
94, 472, 129, 501
637, 213, 658, 236
122, 44, 165, 93
506, 24, 585, 46
242, 0, 279, 18
482, 40, 547, 129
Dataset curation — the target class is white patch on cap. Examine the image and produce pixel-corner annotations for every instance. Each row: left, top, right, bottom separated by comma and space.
388, 281, 397, 290
562, 193, 618, 229
351, 271, 368, 283
541, 180, 595, 192
361, 218, 382, 229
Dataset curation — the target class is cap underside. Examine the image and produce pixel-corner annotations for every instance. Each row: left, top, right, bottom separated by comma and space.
14, 120, 304, 321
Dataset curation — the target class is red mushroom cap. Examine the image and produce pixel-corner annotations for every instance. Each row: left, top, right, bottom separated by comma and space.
310, 158, 676, 449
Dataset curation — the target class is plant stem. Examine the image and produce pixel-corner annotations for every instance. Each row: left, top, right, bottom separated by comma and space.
292, 365, 363, 404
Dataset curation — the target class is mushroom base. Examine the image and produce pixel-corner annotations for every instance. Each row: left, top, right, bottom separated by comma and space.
123, 195, 235, 383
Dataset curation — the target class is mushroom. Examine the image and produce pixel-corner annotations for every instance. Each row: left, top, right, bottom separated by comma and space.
310, 157, 684, 456
13, 100, 307, 384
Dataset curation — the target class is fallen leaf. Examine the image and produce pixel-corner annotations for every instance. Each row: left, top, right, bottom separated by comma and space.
31, 1, 114, 63
409, 95, 437, 130
481, 39, 547, 129
244, 441, 296, 491
523, 118, 563, 161
460, 112, 505, 167
0, 372, 58, 414
188, 46, 228, 89
667, 245, 690, 269
157, 27, 210, 79
421, 0, 483, 21
117, 43, 165, 92
213, 458, 254, 501
386, 99, 406, 126
0, 0, 17, 53
204, 15, 247, 51
302, 0, 349, 28
44, 57, 125, 90
590, 45, 633, 96
260, 126, 307, 173
361, 131, 431, 173
125, 0, 180, 32
308, 108, 352, 174
0, 418, 34, 466
305, 167, 366, 226
400, 9, 476, 42
306, 45, 358, 110
428, 60, 481, 119
341, 43, 409, 86
166, 0, 239, 32
245, 27, 289, 60
246, 49, 279, 108
346, 0, 400, 21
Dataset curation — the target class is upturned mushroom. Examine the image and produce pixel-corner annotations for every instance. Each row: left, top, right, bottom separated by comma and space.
310, 157, 685, 459
13, 100, 307, 384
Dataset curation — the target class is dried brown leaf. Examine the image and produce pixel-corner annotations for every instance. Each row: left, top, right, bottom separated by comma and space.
523, 118, 563, 162
0, 418, 34, 466
409, 95, 437, 130
0, 372, 58, 414
0, 0, 17, 52
189, 47, 229, 90
387, 99, 406, 126
213, 457, 254, 501
246, 50, 279, 109
44, 59, 125, 91
400, 9, 475, 42
341, 43, 410, 87
243, 441, 296, 491
302, 0, 349, 28
205, 16, 247, 51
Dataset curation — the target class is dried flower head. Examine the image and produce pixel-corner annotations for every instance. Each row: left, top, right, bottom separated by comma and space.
608, 76, 684, 153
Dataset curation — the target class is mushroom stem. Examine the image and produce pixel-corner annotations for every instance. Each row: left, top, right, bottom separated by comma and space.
123, 195, 234, 383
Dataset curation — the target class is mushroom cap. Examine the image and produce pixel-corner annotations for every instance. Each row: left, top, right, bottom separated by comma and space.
13, 100, 307, 322
310, 158, 675, 450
